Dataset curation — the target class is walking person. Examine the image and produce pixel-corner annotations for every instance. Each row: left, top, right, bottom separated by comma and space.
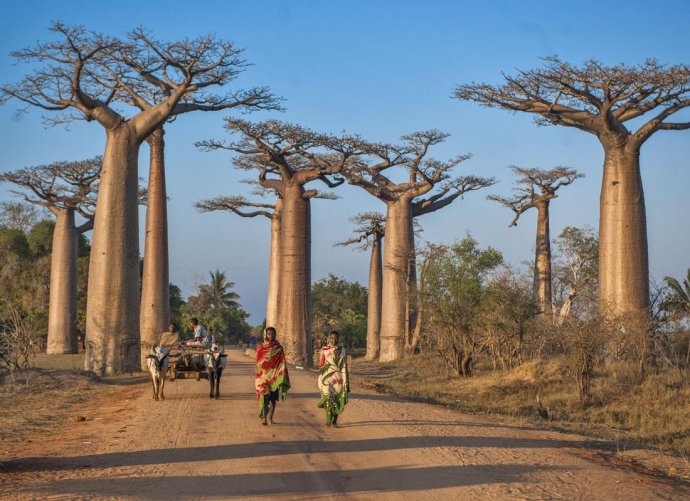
317, 330, 350, 427
255, 327, 290, 425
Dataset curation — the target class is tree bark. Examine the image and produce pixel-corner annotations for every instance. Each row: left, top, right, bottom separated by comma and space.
46, 209, 78, 354
365, 234, 383, 361
85, 125, 142, 375
534, 200, 553, 316
266, 198, 282, 328
139, 127, 170, 369
277, 184, 312, 367
379, 199, 413, 362
598, 143, 649, 317
405, 215, 418, 350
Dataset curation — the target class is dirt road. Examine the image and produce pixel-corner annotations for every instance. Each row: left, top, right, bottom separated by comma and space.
1, 348, 687, 500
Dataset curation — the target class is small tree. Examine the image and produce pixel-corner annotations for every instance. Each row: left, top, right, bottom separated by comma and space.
311, 274, 368, 350
553, 226, 599, 323
420, 236, 503, 377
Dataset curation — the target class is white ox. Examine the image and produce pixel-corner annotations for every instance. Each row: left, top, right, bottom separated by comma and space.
146, 346, 170, 401
204, 343, 227, 399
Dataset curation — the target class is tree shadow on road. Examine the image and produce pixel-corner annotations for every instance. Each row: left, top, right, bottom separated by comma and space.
3, 435, 593, 473
22, 463, 567, 498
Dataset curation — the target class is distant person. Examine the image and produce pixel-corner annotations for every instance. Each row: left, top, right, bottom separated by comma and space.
255, 327, 290, 425
317, 330, 349, 427
159, 323, 181, 348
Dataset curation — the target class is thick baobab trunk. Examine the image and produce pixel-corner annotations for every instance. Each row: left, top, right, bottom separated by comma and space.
277, 185, 312, 367
534, 201, 553, 316
598, 143, 649, 317
379, 199, 413, 362
140, 128, 170, 369
266, 198, 282, 328
85, 125, 142, 375
365, 234, 383, 361
46, 209, 78, 354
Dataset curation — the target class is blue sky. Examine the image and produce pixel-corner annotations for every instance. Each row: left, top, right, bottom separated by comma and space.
1, 0, 689, 323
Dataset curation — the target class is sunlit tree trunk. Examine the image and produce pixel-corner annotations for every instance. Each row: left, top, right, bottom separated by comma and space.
534, 200, 553, 316
379, 199, 412, 362
365, 233, 383, 360
266, 198, 282, 328
47, 209, 78, 354
85, 125, 142, 375
599, 142, 649, 316
139, 127, 169, 369
277, 184, 312, 366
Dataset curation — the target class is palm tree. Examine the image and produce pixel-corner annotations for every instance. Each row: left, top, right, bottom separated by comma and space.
199, 270, 240, 311
664, 269, 690, 316
663, 269, 690, 365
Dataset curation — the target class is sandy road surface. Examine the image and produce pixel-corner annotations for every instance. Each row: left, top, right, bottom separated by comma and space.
0, 348, 687, 500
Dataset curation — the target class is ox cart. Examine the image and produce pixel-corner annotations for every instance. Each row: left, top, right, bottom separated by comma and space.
165, 344, 209, 381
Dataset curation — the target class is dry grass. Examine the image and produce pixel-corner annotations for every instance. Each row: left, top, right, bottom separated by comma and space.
0, 353, 124, 447
352, 354, 690, 457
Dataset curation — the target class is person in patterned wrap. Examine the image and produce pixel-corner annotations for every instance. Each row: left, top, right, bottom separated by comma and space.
317, 330, 350, 427
255, 326, 290, 425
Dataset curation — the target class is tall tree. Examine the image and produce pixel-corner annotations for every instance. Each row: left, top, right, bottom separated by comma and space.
455, 57, 690, 318
1, 23, 269, 374
489, 166, 582, 316
117, 64, 278, 370
344, 131, 495, 361
198, 119, 363, 366
195, 194, 283, 328
0, 158, 100, 354
336, 212, 385, 360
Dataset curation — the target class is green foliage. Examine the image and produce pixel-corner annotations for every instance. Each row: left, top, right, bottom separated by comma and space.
27, 220, 54, 257
180, 271, 250, 343
0, 228, 30, 259
169, 283, 185, 328
663, 269, 690, 318
420, 235, 504, 376
312, 274, 368, 348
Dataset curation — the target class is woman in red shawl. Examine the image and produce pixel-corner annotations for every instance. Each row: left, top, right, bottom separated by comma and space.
255, 326, 290, 425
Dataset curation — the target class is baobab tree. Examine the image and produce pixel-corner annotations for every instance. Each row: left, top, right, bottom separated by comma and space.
195, 194, 283, 327
101, 49, 279, 369
336, 212, 385, 360
344, 130, 495, 361
0, 158, 100, 354
455, 57, 690, 318
489, 166, 582, 316
198, 119, 364, 366
1, 23, 271, 374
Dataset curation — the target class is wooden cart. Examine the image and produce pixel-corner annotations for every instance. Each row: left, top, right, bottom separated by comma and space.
166, 344, 209, 381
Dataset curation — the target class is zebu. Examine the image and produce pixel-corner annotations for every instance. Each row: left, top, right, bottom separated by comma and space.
146, 346, 170, 401
204, 343, 227, 399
